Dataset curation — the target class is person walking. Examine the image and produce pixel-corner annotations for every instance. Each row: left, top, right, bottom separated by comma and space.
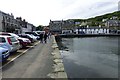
39, 32, 43, 43
43, 33, 48, 43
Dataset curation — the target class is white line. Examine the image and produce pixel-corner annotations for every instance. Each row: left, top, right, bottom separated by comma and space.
1, 46, 32, 68
34, 41, 40, 46
1, 42, 40, 68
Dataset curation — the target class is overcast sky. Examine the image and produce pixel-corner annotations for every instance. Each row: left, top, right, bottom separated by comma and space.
0, 0, 119, 26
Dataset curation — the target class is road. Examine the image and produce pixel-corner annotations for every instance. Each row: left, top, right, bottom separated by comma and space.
2, 38, 54, 78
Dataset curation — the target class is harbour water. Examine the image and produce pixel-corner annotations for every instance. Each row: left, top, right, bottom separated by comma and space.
59, 37, 119, 78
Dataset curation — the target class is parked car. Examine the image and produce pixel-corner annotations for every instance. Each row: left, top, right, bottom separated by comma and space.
0, 47, 10, 62
27, 34, 37, 41
18, 34, 35, 43
33, 31, 45, 35
0, 32, 31, 48
0, 35, 20, 53
18, 37, 31, 48
25, 32, 40, 40
25, 32, 40, 36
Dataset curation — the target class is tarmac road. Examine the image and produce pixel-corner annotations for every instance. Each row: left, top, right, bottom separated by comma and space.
2, 39, 54, 78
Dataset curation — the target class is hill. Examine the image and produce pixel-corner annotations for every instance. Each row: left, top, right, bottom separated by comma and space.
87, 11, 120, 21
72, 11, 120, 22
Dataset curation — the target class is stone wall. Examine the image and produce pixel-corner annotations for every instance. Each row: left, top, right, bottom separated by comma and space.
47, 36, 68, 79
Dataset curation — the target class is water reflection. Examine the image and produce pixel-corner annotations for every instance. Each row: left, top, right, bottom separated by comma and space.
60, 37, 119, 78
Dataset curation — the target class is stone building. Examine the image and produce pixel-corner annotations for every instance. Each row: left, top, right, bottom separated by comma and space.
16, 17, 27, 34
105, 20, 120, 30
49, 19, 75, 34
0, 11, 3, 32
0, 11, 17, 32
62, 19, 75, 30
49, 20, 63, 34
0, 11, 23, 34
0, 11, 36, 34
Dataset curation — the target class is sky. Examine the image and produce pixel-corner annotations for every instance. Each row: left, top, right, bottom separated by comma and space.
0, 0, 119, 26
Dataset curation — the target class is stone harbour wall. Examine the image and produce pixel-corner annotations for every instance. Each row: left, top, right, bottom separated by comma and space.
47, 35, 68, 79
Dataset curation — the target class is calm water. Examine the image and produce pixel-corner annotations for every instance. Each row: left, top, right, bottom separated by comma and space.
60, 37, 119, 78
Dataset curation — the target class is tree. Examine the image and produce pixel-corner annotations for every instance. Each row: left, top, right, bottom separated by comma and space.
36, 25, 44, 31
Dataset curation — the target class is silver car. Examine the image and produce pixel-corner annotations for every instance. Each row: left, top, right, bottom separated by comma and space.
0, 47, 10, 62
0, 35, 20, 53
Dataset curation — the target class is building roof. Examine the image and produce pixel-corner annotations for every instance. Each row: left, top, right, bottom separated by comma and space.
107, 20, 120, 24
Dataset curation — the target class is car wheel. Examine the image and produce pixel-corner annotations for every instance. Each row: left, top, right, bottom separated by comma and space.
20, 44, 23, 49
14, 50, 17, 53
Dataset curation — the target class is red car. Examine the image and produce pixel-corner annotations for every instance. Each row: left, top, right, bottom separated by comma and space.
0, 32, 31, 48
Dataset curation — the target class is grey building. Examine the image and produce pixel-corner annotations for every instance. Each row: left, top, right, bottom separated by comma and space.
0, 11, 22, 33
49, 20, 63, 34
62, 19, 75, 30
16, 17, 27, 34
22, 23, 36, 33
0, 11, 15, 32
0, 11, 3, 32
105, 20, 120, 30
0, 10, 36, 34
49, 19, 75, 34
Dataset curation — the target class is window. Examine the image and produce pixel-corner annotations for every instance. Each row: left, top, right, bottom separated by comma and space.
0, 37, 6, 43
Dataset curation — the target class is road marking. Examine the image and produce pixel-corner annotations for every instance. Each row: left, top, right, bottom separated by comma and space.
1, 41, 40, 69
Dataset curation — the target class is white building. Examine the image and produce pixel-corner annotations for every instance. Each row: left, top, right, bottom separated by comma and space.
62, 30, 73, 34
22, 23, 35, 33
75, 27, 109, 34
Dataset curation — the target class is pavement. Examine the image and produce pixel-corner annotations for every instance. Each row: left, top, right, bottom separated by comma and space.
2, 38, 54, 78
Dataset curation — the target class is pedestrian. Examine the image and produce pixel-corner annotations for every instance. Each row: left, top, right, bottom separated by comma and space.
47, 32, 51, 39
39, 32, 43, 43
43, 33, 48, 43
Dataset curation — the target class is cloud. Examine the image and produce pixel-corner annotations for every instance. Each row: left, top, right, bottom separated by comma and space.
0, 0, 119, 26
85, 1, 118, 18
59, 0, 119, 19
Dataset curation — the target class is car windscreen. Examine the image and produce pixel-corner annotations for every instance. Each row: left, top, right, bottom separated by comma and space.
10, 37, 17, 42
0, 37, 6, 43
10, 33, 19, 38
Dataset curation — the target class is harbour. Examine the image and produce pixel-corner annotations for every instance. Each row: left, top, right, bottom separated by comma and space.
57, 36, 119, 79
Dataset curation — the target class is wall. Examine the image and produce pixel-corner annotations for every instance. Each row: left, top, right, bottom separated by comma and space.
0, 12, 3, 32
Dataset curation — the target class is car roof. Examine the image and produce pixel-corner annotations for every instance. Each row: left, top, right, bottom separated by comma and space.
0, 35, 12, 38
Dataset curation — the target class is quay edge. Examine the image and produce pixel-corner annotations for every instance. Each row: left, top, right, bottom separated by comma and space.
59, 34, 120, 38
47, 35, 68, 79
